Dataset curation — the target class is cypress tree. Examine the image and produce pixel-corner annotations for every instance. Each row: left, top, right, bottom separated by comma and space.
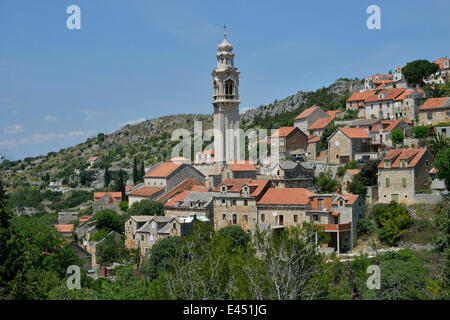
133, 157, 138, 185
104, 165, 111, 187
140, 160, 145, 183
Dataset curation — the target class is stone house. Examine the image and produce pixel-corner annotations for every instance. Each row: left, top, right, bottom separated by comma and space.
307, 134, 320, 160
328, 127, 374, 164
369, 119, 412, 148
143, 161, 206, 191
257, 160, 314, 188
346, 90, 375, 118
256, 189, 364, 253
164, 191, 214, 221
127, 186, 164, 207
341, 168, 361, 195
293, 106, 330, 135
418, 97, 450, 126
392, 66, 404, 81
212, 178, 271, 233
377, 149, 433, 205
93, 192, 122, 214
86, 231, 122, 270
392, 89, 424, 121
425, 58, 450, 85
87, 156, 100, 167
364, 74, 392, 91
364, 88, 407, 120
221, 160, 257, 180
270, 126, 308, 155
54, 224, 74, 238
125, 215, 201, 260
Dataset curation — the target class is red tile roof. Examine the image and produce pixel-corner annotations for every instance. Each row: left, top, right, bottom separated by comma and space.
308, 117, 334, 130
129, 187, 164, 197
257, 188, 315, 205
125, 185, 133, 192
156, 178, 205, 203
271, 126, 298, 137
434, 58, 449, 70
333, 194, 359, 206
227, 160, 257, 172
308, 134, 321, 143
87, 156, 99, 163
326, 110, 342, 118
215, 179, 270, 198
94, 192, 122, 200
190, 185, 210, 192
364, 88, 406, 103
346, 169, 361, 176
165, 191, 191, 208
419, 97, 450, 111
294, 106, 320, 120
347, 90, 375, 102
378, 149, 428, 168
54, 224, 74, 233
394, 89, 416, 101
144, 161, 183, 178
339, 127, 369, 139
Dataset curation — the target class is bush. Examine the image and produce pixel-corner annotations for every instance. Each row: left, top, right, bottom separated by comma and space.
128, 200, 164, 216
218, 225, 250, 250
93, 209, 123, 233
372, 202, 413, 245
314, 171, 338, 193
356, 219, 374, 237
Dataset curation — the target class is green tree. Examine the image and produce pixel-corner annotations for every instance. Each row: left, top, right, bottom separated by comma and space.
315, 171, 338, 193
372, 202, 413, 245
94, 209, 124, 233
412, 125, 431, 139
133, 157, 139, 185
402, 59, 439, 86
425, 132, 450, 157
114, 170, 127, 199
434, 148, 450, 189
104, 165, 111, 187
218, 225, 250, 250
96, 234, 128, 266
128, 199, 164, 216
140, 160, 145, 182
119, 200, 129, 212
142, 236, 183, 281
391, 129, 404, 147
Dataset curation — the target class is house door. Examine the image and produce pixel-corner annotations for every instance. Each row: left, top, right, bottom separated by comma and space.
391, 194, 399, 202
380, 134, 383, 144
340, 156, 349, 164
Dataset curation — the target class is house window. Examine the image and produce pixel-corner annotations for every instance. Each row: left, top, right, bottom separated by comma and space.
384, 160, 390, 167
293, 215, 298, 223
279, 215, 284, 225
150, 234, 154, 242
227, 172, 230, 179
401, 160, 407, 168
386, 178, 390, 187
244, 200, 248, 206
313, 215, 319, 222
232, 199, 236, 206
425, 160, 429, 167
222, 214, 226, 220
232, 214, 237, 224
243, 215, 248, 222
261, 214, 265, 222
318, 199, 324, 210
141, 235, 144, 241
132, 234, 135, 240
402, 178, 407, 188
221, 199, 226, 206
339, 200, 344, 206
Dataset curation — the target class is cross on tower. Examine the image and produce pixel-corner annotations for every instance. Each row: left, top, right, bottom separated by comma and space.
223, 24, 227, 38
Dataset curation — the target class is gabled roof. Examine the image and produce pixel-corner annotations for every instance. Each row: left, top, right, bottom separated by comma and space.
87, 156, 99, 162
294, 106, 321, 120
144, 161, 183, 178
364, 88, 406, 103
378, 149, 428, 169
346, 169, 361, 176
257, 188, 315, 205
338, 127, 369, 139
271, 126, 298, 138
434, 58, 450, 70
346, 90, 375, 102
156, 178, 205, 203
326, 110, 342, 118
94, 192, 122, 200
165, 191, 192, 208
370, 119, 411, 133
332, 194, 359, 206
308, 117, 334, 130
54, 224, 74, 233
129, 186, 164, 197
226, 160, 257, 172
419, 97, 450, 111
214, 179, 270, 198
308, 134, 320, 143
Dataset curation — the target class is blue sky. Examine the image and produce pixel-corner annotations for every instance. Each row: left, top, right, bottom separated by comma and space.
1, 0, 449, 160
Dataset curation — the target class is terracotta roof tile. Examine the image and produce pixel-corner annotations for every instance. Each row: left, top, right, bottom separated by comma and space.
257, 188, 315, 205
271, 126, 297, 137
144, 161, 183, 178
214, 179, 270, 198
364, 88, 406, 103
333, 194, 359, 205
54, 224, 74, 233
87, 156, 99, 162
308, 134, 320, 143
347, 90, 375, 102
227, 160, 257, 172
419, 97, 450, 111
156, 178, 205, 203
165, 191, 191, 208
129, 186, 164, 197
346, 169, 361, 175
294, 106, 320, 120
94, 192, 122, 200
339, 127, 369, 139
378, 149, 428, 168
308, 117, 334, 130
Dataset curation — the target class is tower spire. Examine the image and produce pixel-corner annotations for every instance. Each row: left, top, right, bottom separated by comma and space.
223, 24, 227, 39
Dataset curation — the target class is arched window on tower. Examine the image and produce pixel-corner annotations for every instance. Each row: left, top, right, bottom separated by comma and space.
225, 79, 234, 98
213, 80, 218, 99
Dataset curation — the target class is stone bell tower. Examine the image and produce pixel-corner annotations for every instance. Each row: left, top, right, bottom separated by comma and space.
212, 27, 241, 163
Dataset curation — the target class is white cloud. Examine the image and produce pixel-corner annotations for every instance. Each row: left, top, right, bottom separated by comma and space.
67, 130, 94, 137
9, 105, 20, 115
80, 109, 104, 120
3, 124, 24, 134
120, 118, 146, 127
43, 115, 58, 122
2, 130, 94, 147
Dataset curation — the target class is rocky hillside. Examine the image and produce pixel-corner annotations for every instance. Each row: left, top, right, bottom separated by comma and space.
0, 78, 363, 191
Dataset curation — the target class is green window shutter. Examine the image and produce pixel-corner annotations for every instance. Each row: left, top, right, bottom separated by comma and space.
427, 112, 433, 120
386, 178, 390, 187
402, 178, 406, 188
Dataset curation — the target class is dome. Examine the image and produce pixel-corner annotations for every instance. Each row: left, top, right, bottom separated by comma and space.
217, 33, 233, 52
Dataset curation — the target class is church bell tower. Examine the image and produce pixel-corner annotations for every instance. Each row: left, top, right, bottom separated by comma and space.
212, 27, 241, 163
